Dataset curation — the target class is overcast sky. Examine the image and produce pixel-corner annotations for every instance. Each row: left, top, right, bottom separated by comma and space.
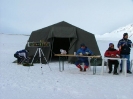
0, 0, 133, 35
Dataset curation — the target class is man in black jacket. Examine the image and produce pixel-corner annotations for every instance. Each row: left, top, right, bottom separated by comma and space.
117, 33, 132, 74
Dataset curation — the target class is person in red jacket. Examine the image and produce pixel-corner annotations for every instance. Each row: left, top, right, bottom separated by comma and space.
104, 43, 120, 75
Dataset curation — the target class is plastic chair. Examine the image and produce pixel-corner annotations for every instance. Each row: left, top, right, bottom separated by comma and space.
131, 59, 133, 71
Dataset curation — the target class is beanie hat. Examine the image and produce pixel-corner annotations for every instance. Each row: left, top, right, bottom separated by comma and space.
123, 33, 128, 37
109, 43, 114, 47
80, 43, 85, 47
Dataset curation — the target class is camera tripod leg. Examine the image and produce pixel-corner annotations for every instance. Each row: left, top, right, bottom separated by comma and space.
31, 48, 38, 65
39, 48, 44, 74
40, 48, 52, 71
39, 48, 42, 66
40, 48, 48, 63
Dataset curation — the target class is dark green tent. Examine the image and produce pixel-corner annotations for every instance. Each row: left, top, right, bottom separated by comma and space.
25, 21, 101, 65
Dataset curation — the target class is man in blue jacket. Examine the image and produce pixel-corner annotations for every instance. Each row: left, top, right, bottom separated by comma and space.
117, 33, 132, 74
75, 43, 93, 72
14, 49, 29, 64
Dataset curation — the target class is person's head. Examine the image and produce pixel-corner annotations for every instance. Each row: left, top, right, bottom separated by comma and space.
109, 43, 114, 49
80, 43, 86, 49
123, 33, 128, 39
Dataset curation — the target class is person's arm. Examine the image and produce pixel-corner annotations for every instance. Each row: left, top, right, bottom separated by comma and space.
86, 48, 93, 56
23, 53, 27, 59
117, 40, 124, 50
89, 50, 93, 55
117, 50, 120, 55
115, 50, 120, 58
25, 52, 28, 59
117, 40, 121, 48
23, 50, 28, 59
76, 49, 81, 55
104, 50, 111, 57
127, 40, 132, 47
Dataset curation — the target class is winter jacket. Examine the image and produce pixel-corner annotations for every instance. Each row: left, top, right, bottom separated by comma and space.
15, 49, 28, 59
117, 38, 132, 55
104, 48, 120, 60
76, 47, 93, 61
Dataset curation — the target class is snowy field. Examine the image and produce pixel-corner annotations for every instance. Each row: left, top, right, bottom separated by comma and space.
0, 34, 133, 99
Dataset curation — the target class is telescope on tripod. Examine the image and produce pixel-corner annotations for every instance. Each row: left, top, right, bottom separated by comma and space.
27, 40, 50, 66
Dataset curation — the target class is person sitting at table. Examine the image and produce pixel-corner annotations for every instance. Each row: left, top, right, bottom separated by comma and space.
75, 43, 93, 72
104, 43, 120, 75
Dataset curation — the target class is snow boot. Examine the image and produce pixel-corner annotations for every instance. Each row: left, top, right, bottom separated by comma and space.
77, 65, 83, 71
127, 70, 132, 74
84, 66, 88, 72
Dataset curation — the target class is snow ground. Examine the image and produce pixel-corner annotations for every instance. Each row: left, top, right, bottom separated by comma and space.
0, 34, 133, 99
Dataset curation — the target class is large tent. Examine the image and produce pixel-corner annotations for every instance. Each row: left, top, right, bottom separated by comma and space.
25, 21, 101, 65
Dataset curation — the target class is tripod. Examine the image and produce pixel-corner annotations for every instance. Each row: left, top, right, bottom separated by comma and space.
30, 47, 51, 71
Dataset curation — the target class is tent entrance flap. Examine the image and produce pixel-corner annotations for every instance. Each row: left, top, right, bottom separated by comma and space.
51, 37, 73, 60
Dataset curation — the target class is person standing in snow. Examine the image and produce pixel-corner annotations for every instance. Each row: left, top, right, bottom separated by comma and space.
104, 43, 120, 75
14, 49, 29, 64
117, 33, 132, 74
75, 43, 93, 72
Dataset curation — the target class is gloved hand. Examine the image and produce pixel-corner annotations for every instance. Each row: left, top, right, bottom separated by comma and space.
85, 52, 91, 56
88, 54, 91, 56
79, 53, 83, 56
116, 54, 120, 58
83, 54, 88, 56
85, 52, 89, 55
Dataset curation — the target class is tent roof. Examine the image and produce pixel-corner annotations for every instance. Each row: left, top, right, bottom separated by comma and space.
32, 21, 93, 35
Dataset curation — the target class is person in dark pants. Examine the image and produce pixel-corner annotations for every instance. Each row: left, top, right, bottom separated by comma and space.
75, 43, 93, 72
108, 60, 119, 74
104, 43, 120, 75
117, 33, 132, 74
14, 49, 29, 64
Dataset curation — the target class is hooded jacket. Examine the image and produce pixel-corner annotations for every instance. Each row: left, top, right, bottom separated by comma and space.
76, 47, 93, 61
15, 49, 28, 59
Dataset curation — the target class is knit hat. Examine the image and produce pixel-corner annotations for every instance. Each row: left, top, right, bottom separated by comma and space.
80, 43, 85, 47
109, 43, 114, 47
123, 33, 128, 37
